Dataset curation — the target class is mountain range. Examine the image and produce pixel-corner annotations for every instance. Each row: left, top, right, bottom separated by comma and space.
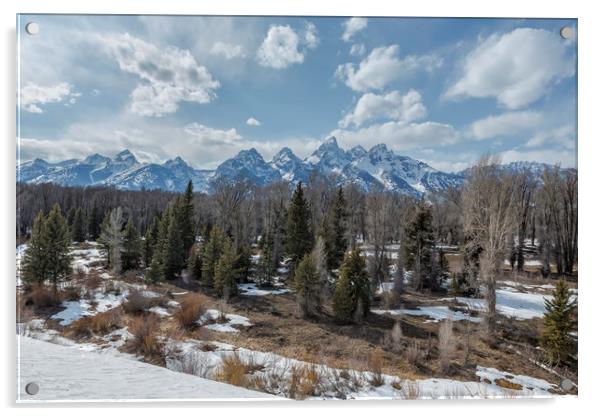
16, 137, 557, 196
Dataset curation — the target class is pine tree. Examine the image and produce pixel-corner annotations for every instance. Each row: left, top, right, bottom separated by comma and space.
540, 280, 576, 365
67, 207, 76, 227
256, 233, 275, 287
98, 207, 125, 275
88, 202, 102, 240
41, 204, 72, 287
213, 237, 239, 299
143, 216, 159, 267
324, 187, 348, 271
22, 212, 49, 285
405, 205, 435, 290
174, 181, 196, 260
122, 218, 142, 271
333, 248, 370, 323
146, 253, 165, 283
285, 182, 313, 270
201, 225, 226, 288
162, 212, 185, 279
234, 244, 252, 283
71, 207, 87, 242
293, 253, 322, 318
187, 243, 203, 281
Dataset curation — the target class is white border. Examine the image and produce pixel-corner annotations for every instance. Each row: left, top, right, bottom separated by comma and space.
2, 0, 600, 415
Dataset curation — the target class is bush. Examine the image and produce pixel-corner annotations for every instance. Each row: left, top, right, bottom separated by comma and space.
367, 351, 385, 387
28, 285, 62, 308
438, 318, 456, 373
289, 364, 321, 399
404, 339, 422, 369
174, 294, 205, 330
215, 353, 250, 387
128, 314, 162, 359
122, 290, 152, 315
70, 309, 122, 338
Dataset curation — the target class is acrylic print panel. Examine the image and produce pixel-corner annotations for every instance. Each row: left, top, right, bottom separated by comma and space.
16, 14, 578, 402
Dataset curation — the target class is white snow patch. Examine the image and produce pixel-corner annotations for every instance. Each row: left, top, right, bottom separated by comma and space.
200, 309, 253, 333
373, 306, 481, 323
17, 336, 275, 402
238, 283, 290, 297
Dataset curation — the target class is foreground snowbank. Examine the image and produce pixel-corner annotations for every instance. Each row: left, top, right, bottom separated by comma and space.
17, 336, 276, 402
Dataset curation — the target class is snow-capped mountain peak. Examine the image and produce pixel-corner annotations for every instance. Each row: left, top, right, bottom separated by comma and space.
114, 149, 138, 164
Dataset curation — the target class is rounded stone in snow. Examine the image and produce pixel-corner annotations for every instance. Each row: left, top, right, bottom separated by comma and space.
25, 382, 39, 395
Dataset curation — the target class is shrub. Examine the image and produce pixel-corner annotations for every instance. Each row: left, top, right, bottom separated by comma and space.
174, 294, 205, 330
367, 351, 385, 387
404, 339, 422, 369
122, 290, 152, 315
289, 364, 321, 399
29, 285, 62, 308
383, 319, 403, 353
70, 309, 121, 338
215, 353, 250, 387
438, 318, 456, 373
128, 314, 162, 359
62, 286, 81, 301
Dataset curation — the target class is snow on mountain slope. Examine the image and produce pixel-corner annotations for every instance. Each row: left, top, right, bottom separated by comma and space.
17, 138, 561, 195
17, 336, 276, 402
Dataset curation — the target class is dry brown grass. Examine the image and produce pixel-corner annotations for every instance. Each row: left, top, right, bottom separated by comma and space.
69, 309, 122, 338
122, 290, 152, 315
128, 314, 163, 361
84, 271, 103, 291
438, 318, 456, 373
399, 380, 421, 399
288, 364, 321, 399
367, 350, 385, 387
495, 378, 523, 390
28, 285, 62, 308
215, 353, 250, 387
404, 339, 422, 369
174, 294, 205, 330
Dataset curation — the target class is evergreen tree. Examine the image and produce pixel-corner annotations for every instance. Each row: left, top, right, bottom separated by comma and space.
143, 216, 159, 267
67, 207, 76, 227
234, 244, 252, 283
324, 187, 348, 271
122, 218, 142, 271
71, 207, 87, 242
214, 237, 238, 299
88, 201, 102, 240
201, 225, 226, 287
540, 280, 576, 365
285, 182, 313, 270
146, 253, 165, 283
162, 212, 185, 279
256, 233, 275, 287
22, 212, 49, 285
174, 180, 196, 259
41, 204, 72, 287
293, 253, 322, 318
405, 205, 435, 290
98, 207, 125, 275
333, 248, 370, 323
187, 243, 203, 281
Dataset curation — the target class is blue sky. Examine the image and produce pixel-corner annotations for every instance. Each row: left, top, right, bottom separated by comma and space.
17, 15, 577, 171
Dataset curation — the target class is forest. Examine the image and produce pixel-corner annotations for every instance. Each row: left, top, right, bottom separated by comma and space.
16, 155, 578, 399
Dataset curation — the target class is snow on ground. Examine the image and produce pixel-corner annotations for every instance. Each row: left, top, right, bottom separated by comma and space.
373, 306, 481, 323
476, 366, 554, 394
71, 245, 103, 273
238, 283, 290, 297
451, 288, 552, 320
17, 336, 275, 402
51, 288, 130, 326
165, 337, 555, 399
149, 306, 171, 317
200, 309, 253, 333
504, 259, 542, 267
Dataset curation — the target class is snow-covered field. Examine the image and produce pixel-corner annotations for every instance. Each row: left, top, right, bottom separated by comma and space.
17, 336, 275, 402
373, 306, 481, 323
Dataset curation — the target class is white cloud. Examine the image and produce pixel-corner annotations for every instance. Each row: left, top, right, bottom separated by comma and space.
469, 111, 543, 140
184, 122, 243, 146
525, 124, 575, 149
99, 33, 220, 117
500, 148, 576, 168
256, 25, 306, 69
246, 117, 262, 127
339, 89, 426, 128
342, 17, 368, 42
19, 82, 80, 113
331, 120, 459, 153
210, 42, 245, 59
350, 43, 366, 56
304, 22, 319, 49
445, 28, 575, 109
335, 45, 443, 92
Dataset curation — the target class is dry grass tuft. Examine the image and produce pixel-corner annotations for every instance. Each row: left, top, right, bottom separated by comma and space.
215, 353, 251, 387
289, 364, 321, 399
367, 351, 385, 387
28, 285, 62, 308
399, 380, 421, 399
174, 294, 205, 330
122, 290, 152, 315
128, 314, 163, 361
438, 318, 456, 373
495, 378, 523, 390
70, 309, 122, 338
